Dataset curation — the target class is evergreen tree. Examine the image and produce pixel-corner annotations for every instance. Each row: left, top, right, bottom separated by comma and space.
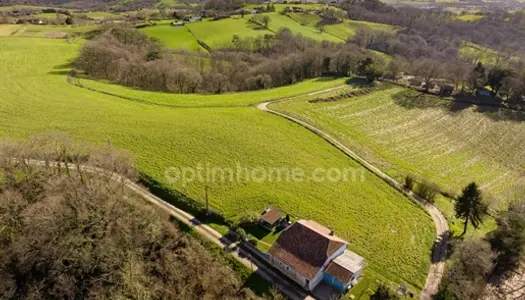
455, 182, 488, 236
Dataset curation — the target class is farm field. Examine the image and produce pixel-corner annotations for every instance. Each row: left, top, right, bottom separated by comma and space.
0, 24, 22, 36
455, 14, 484, 21
273, 87, 525, 212
266, 12, 342, 42
324, 19, 397, 41
140, 24, 202, 50
9, 24, 98, 38
79, 11, 124, 20
77, 77, 348, 107
459, 42, 519, 64
185, 17, 273, 48
0, 37, 435, 292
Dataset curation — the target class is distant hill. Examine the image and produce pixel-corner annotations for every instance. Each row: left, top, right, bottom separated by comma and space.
0, 0, 159, 10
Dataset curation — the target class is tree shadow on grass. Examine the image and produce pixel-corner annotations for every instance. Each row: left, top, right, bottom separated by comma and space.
391, 89, 525, 123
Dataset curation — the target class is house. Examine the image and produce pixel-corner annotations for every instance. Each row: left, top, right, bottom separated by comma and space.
259, 207, 283, 230
268, 220, 365, 292
171, 21, 184, 26
323, 250, 364, 292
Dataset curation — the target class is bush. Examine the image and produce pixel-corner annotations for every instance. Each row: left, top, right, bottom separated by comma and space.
416, 180, 440, 203
235, 228, 247, 241
404, 175, 415, 190
248, 236, 258, 246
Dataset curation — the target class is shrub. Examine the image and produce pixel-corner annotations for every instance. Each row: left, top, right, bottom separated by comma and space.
405, 175, 415, 190
248, 235, 258, 246
235, 228, 247, 241
416, 180, 440, 203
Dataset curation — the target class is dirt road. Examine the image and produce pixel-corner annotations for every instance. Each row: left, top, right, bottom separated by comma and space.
257, 98, 449, 300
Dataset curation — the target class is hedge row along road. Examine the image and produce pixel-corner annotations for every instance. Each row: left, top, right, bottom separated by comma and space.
257, 96, 450, 300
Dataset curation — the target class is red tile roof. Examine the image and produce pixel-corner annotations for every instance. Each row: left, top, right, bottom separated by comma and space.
268, 220, 347, 280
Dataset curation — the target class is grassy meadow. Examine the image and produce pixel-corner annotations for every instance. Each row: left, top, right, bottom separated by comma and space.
0, 37, 435, 292
140, 24, 203, 50
273, 86, 525, 214
142, 12, 397, 51
459, 42, 519, 64
186, 17, 273, 48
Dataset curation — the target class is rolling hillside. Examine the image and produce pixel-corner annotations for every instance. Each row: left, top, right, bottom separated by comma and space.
0, 37, 435, 293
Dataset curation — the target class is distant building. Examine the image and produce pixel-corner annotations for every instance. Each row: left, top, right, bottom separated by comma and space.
268, 220, 365, 292
171, 21, 184, 26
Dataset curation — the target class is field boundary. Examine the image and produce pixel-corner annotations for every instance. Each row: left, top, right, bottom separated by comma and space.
258, 98, 449, 300
67, 75, 252, 109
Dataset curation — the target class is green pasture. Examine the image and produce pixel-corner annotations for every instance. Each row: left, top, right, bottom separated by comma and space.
454, 14, 484, 22
266, 12, 341, 42
185, 17, 273, 48
273, 87, 525, 210
324, 19, 397, 41
79, 11, 124, 20
459, 42, 519, 64
9, 24, 98, 38
0, 37, 435, 291
140, 24, 202, 50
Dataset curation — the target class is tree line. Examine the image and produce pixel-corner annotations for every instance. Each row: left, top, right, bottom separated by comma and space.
76, 26, 384, 94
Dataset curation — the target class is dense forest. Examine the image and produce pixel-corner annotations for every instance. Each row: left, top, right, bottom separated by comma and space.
0, 133, 265, 300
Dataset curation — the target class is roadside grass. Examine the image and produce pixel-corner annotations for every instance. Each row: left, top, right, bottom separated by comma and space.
0, 24, 22, 36
186, 17, 273, 48
140, 24, 203, 50
272, 86, 525, 212
0, 37, 435, 290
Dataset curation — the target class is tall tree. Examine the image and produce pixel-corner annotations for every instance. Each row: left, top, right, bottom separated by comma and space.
487, 67, 512, 96
469, 62, 486, 95
489, 200, 525, 275
455, 182, 488, 236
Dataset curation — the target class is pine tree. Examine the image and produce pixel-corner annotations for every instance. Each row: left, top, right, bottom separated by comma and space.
455, 182, 488, 236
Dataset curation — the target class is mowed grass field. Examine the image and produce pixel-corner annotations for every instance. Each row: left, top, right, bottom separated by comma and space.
140, 24, 203, 50
324, 19, 396, 41
273, 87, 525, 210
7, 24, 98, 38
186, 17, 273, 48
0, 37, 435, 291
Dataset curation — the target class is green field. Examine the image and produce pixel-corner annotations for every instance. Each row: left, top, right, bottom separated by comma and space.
273, 87, 525, 211
455, 14, 484, 22
0, 24, 22, 36
459, 42, 519, 64
140, 24, 202, 50
0, 37, 435, 292
9, 24, 98, 38
324, 19, 397, 40
80, 11, 124, 20
186, 17, 273, 48
266, 12, 342, 42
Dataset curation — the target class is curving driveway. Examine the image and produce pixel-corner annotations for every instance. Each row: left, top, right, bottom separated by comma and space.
257, 96, 449, 300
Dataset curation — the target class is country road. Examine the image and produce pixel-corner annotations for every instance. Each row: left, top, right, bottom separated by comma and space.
257, 97, 450, 300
